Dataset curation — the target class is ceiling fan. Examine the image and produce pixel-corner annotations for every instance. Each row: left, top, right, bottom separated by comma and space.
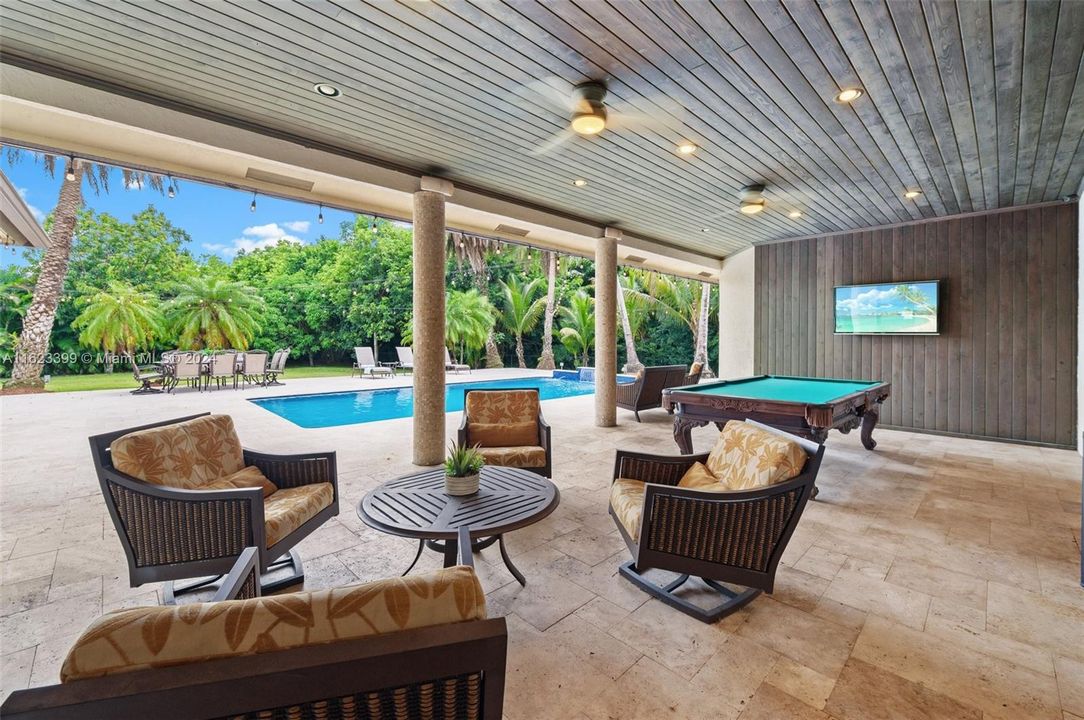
510, 79, 680, 156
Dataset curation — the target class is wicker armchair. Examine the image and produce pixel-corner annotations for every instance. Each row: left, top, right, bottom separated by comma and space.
609, 420, 823, 622
615, 364, 688, 421
0, 532, 508, 720
89, 413, 338, 603
458, 388, 551, 477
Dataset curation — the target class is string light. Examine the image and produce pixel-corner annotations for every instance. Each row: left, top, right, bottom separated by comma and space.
317, 204, 324, 224
250, 192, 257, 212
64, 156, 76, 182
167, 175, 176, 198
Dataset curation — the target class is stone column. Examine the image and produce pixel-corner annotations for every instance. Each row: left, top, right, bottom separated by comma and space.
412, 177, 451, 465
595, 229, 619, 427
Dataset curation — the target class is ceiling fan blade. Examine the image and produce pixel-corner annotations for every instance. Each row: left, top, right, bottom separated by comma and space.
505, 77, 573, 114
607, 110, 677, 133
530, 127, 576, 156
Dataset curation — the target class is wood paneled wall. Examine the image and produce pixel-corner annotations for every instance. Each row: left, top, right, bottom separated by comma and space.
753, 203, 1078, 447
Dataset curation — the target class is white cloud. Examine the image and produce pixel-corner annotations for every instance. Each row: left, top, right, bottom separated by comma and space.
124, 176, 145, 190
206, 222, 306, 257
15, 187, 45, 224
281, 220, 310, 233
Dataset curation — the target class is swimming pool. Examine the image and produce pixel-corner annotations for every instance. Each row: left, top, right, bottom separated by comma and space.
250, 376, 609, 429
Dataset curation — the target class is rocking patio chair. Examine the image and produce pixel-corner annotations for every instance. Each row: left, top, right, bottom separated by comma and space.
89, 413, 338, 603
609, 419, 822, 622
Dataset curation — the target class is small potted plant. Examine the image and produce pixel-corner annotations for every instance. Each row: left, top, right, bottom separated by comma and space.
444, 442, 484, 496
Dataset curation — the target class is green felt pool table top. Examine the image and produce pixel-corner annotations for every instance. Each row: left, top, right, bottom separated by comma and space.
675, 375, 884, 405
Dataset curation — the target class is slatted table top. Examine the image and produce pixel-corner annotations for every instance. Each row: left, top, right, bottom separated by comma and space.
358, 466, 560, 540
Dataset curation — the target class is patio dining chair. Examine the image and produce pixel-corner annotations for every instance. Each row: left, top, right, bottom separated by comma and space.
264, 347, 290, 385
89, 412, 339, 603
0, 532, 508, 720
608, 419, 822, 622
206, 351, 238, 390
352, 346, 394, 378
239, 350, 269, 388
128, 357, 164, 395
165, 351, 202, 393
396, 345, 415, 372
445, 347, 471, 374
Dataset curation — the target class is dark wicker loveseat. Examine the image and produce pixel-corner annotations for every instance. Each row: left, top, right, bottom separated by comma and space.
615, 364, 691, 421
608, 420, 822, 622
0, 530, 508, 720
89, 413, 338, 602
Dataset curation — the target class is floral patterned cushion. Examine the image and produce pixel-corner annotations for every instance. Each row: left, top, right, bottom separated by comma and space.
468, 421, 538, 447
202, 466, 278, 498
609, 479, 646, 541
689, 361, 703, 376
110, 415, 245, 490
475, 446, 546, 469
677, 461, 727, 490
465, 390, 540, 425
706, 421, 807, 491
264, 483, 334, 547
60, 565, 486, 682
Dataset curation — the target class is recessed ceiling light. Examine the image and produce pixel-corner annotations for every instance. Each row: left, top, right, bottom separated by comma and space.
313, 83, 342, 98
572, 178, 588, 187
835, 88, 863, 103
676, 141, 698, 155
904, 189, 923, 199
788, 210, 802, 219
701, 227, 710, 232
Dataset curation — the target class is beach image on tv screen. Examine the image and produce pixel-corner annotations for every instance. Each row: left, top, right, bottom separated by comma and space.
835, 282, 939, 334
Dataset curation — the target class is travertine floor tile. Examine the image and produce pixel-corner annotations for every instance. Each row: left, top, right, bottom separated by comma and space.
825, 657, 981, 719
737, 683, 834, 720
735, 597, 859, 677
1054, 655, 1084, 717
764, 657, 836, 710
822, 567, 932, 629
987, 582, 1084, 661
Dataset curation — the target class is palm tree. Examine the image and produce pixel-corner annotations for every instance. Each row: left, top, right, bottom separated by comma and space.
536, 250, 558, 370
4, 149, 164, 388
498, 277, 545, 368
446, 231, 503, 368
558, 290, 595, 367
72, 282, 164, 366
166, 276, 265, 349
627, 274, 713, 372
617, 273, 643, 373
402, 288, 495, 364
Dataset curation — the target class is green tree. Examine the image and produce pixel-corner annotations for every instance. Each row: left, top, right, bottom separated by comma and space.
403, 288, 495, 365
497, 276, 544, 368
558, 290, 595, 367
4, 151, 165, 388
166, 276, 265, 349
72, 282, 163, 364
447, 231, 503, 368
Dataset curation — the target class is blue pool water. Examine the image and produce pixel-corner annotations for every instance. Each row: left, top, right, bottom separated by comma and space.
250, 376, 607, 429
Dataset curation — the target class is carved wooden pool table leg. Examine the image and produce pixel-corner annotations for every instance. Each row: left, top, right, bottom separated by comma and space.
673, 416, 706, 454
860, 404, 881, 450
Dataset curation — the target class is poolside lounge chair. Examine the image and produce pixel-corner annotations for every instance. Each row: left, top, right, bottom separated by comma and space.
609, 419, 822, 622
239, 350, 268, 388
128, 357, 164, 394
615, 364, 688, 421
446, 347, 471, 374
0, 534, 508, 720
396, 345, 415, 372
89, 412, 339, 602
459, 388, 552, 478
264, 347, 290, 385
352, 346, 394, 378
206, 351, 238, 390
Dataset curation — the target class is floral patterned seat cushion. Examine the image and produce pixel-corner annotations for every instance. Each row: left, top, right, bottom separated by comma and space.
60, 565, 486, 682
110, 415, 245, 490
706, 421, 807, 491
609, 479, 646, 541
468, 421, 538, 447
466, 389, 540, 431
202, 466, 278, 498
475, 446, 546, 469
263, 483, 335, 547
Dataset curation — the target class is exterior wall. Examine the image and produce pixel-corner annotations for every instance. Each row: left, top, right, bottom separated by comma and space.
717, 248, 756, 380
754, 204, 1078, 447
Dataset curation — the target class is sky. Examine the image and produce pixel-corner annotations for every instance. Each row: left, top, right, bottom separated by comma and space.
835, 283, 937, 316
0, 153, 360, 268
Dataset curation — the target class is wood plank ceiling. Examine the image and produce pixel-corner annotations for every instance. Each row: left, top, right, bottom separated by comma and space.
1, 0, 1082, 258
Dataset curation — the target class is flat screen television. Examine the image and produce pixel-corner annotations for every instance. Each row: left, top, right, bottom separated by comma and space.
834, 280, 941, 335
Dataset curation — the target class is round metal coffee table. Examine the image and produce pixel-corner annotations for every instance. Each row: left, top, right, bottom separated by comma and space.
358, 466, 559, 586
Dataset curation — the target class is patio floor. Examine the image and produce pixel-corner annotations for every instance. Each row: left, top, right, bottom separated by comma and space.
1, 369, 1082, 719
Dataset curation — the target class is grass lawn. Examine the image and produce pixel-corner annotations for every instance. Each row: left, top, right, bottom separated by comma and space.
30, 365, 354, 393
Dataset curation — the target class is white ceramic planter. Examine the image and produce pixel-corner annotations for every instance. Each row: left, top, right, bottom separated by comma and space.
445, 473, 480, 496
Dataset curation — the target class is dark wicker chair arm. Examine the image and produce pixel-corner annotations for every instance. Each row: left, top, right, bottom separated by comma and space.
538, 414, 551, 451
639, 475, 816, 571
612, 450, 710, 486
213, 547, 262, 601
458, 413, 470, 447
102, 471, 264, 568
615, 379, 641, 405
243, 449, 337, 491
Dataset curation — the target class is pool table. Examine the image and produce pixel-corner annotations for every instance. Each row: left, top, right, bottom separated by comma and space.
661, 375, 891, 454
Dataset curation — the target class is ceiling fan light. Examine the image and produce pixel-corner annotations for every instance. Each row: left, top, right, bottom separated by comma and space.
571, 111, 606, 135
740, 200, 766, 215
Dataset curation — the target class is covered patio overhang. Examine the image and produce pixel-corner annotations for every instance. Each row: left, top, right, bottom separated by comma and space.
0, 165, 49, 249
